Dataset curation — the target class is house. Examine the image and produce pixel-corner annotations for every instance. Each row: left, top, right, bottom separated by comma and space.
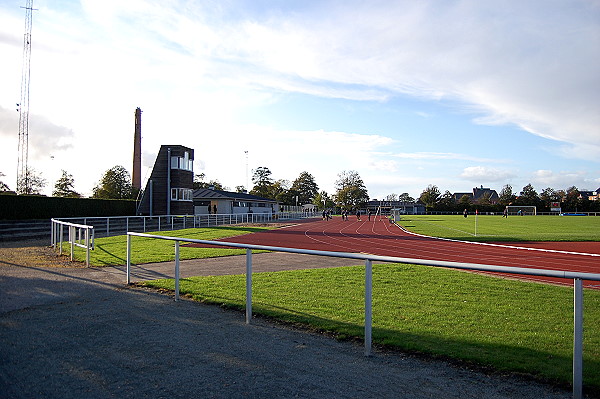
193, 188, 278, 215
453, 186, 499, 204
137, 145, 194, 216
580, 189, 599, 201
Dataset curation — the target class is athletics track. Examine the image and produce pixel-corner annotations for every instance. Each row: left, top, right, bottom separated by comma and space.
190, 217, 600, 289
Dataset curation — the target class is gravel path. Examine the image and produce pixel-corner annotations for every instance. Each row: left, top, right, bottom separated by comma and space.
0, 244, 576, 398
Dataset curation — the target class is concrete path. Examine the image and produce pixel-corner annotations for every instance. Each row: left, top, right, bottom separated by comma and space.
0, 252, 574, 399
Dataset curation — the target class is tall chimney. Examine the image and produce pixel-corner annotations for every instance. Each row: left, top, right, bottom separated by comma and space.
133, 107, 142, 191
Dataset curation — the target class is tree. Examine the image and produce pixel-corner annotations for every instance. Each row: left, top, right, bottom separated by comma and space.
334, 170, 369, 211
250, 167, 274, 198
419, 184, 440, 210
458, 194, 472, 209
53, 170, 81, 198
515, 183, 540, 206
0, 172, 10, 192
384, 193, 398, 202
17, 167, 47, 195
498, 184, 516, 206
436, 190, 455, 210
313, 190, 334, 210
540, 187, 561, 209
235, 185, 246, 193
269, 179, 291, 203
290, 171, 319, 205
92, 165, 133, 199
398, 193, 415, 203
564, 186, 582, 211
193, 173, 226, 191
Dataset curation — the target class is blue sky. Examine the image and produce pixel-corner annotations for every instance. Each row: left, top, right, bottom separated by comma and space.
0, 0, 598, 200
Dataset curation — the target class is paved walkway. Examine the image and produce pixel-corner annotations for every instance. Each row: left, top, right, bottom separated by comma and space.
0, 252, 574, 399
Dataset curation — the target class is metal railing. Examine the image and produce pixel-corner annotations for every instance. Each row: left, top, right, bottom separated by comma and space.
125, 231, 600, 399
51, 219, 94, 266
54, 212, 317, 239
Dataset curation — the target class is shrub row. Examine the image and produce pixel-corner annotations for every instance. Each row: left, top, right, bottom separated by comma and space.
0, 195, 137, 220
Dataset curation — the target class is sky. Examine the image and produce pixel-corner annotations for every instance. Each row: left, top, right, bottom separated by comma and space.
0, 0, 599, 201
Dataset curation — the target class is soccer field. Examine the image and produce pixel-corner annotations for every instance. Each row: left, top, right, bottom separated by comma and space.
397, 214, 600, 242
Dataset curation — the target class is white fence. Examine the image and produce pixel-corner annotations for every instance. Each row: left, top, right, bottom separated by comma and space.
54, 212, 317, 239
51, 219, 94, 266
126, 231, 600, 399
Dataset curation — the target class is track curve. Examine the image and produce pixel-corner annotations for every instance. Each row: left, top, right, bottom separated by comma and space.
192, 217, 600, 289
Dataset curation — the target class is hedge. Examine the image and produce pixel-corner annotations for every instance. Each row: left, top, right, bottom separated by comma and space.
0, 195, 137, 220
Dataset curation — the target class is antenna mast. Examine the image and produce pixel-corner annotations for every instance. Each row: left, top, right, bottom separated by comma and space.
16, 0, 35, 193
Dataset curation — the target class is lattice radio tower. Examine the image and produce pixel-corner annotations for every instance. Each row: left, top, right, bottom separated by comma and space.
16, 0, 35, 192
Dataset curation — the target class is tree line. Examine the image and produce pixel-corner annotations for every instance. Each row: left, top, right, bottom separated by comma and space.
0, 166, 372, 211
416, 183, 600, 213
2, 167, 597, 212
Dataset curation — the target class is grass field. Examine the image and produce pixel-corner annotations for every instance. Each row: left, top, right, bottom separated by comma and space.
144, 263, 600, 390
65, 226, 272, 266
63, 220, 600, 391
397, 214, 600, 242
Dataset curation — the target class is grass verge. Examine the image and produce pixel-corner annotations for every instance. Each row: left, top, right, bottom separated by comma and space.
397, 215, 600, 242
63, 226, 272, 266
143, 263, 600, 391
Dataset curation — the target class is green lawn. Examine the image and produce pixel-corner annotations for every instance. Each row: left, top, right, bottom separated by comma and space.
144, 263, 600, 390
397, 214, 600, 242
63, 226, 272, 266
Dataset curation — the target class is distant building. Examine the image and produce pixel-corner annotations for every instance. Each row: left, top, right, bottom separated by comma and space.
579, 190, 599, 201
193, 188, 278, 215
137, 145, 194, 216
453, 186, 499, 204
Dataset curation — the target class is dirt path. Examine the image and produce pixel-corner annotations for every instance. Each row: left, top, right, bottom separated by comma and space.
0, 243, 577, 398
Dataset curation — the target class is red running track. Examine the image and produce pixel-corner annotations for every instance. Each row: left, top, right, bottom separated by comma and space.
192, 217, 600, 289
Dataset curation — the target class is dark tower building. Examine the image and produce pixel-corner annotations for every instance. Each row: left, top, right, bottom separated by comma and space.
137, 145, 194, 216
132, 107, 142, 191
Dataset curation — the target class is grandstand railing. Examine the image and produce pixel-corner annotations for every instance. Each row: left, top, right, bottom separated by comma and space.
126, 231, 600, 399
51, 219, 94, 266
53, 212, 317, 239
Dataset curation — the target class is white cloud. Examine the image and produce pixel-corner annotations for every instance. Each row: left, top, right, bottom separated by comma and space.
1, 0, 598, 199
460, 166, 516, 182
531, 169, 595, 190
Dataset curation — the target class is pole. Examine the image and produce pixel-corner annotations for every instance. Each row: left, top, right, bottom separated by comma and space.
174, 241, 180, 301
365, 259, 373, 356
573, 278, 583, 399
126, 234, 131, 284
246, 248, 252, 324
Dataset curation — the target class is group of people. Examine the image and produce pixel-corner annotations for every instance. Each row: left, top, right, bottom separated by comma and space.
323, 209, 375, 221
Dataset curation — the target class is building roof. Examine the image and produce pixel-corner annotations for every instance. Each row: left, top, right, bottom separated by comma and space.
193, 188, 276, 203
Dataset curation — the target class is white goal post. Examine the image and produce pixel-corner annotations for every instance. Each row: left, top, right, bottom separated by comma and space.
506, 205, 536, 215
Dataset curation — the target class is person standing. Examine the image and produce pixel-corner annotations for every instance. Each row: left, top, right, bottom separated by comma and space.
503, 208, 508, 218
463, 209, 468, 218
356, 209, 361, 221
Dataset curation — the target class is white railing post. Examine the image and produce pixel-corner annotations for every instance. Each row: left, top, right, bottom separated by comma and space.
69, 226, 74, 261
175, 241, 180, 301
59, 224, 63, 254
85, 228, 90, 267
365, 259, 373, 356
573, 278, 583, 399
246, 248, 252, 324
126, 234, 131, 284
